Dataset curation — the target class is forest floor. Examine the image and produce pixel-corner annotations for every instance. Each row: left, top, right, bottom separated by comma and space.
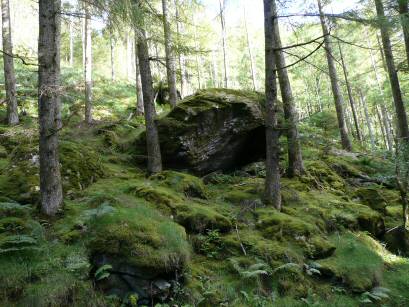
1, 79, 409, 306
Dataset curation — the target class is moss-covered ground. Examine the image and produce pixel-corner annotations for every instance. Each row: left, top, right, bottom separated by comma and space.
0, 86, 408, 306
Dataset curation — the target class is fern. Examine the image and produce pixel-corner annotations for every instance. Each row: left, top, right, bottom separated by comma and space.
0, 234, 39, 254
229, 258, 270, 279
360, 287, 390, 304
95, 264, 113, 281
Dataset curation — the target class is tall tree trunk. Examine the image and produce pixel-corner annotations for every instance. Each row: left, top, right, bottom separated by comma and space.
38, 0, 63, 216
263, 0, 281, 210
375, 0, 409, 141
376, 104, 388, 149
219, 0, 228, 88
338, 41, 362, 143
399, 0, 409, 67
175, 0, 186, 97
162, 0, 178, 107
318, 0, 352, 151
360, 91, 376, 151
84, 3, 92, 124
367, 31, 394, 151
136, 29, 162, 174
271, 0, 304, 177
134, 34, 144, 116
69, 15, 74, 67
244, 5, 257, 90
2, 0, 18, 125
315, 74, 323, 111
109, 26, 115, 81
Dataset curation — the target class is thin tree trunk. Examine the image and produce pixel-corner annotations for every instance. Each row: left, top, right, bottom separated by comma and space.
375, 0, 409, 141
136, 29, 162, 174
318, 0, 352, 151
212, 50, 219, 88
244, 5, 257, 90
367, 31, 394, 151
1, 0, 18, 125
338, 41, 362, 143
315, 74, 323, 111
376, 104, 388, 149
271, 0, 303, 177
69, 15, 74, 67
38, 0, 63, 216
162, 0, 178, 107
219, 0, 228, 88
263, 0, 281, 210
84, 3, 92, 124
399, 0, 409, 67
175, 0, 186, 97
109, 26, 115, 81
360, 91, 376, 151
134, 34, 144, 116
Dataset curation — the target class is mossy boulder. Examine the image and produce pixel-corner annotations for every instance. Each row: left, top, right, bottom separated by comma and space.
303, 160, 345, 191
384, 226, 409, 256
87, 204, 190, 302
150, 170, 208, 199
134, 89, 268, 175
353, 186, 388, 213
175, 202, 232, 233
256, 209, 320, 240
0, 140, 105, 203
317, 232, 384, 292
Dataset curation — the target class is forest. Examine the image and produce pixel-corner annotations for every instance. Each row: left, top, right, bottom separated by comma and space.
1, 0, 409, 306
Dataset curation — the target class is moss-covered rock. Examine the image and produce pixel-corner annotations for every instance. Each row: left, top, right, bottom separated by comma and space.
317, 232, 384, 292
0, 139, 105, 203
256, 209, 320, 239
353, 186, 388, 213
87, 204, 190, 273
175, 202, 232, 233
150, 170, 208, 199
134, 89, 268, 175
303, 160, 345, 191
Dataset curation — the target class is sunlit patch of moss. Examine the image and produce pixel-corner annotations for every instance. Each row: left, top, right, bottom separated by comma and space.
317, 232, 384, 292
87, 204, 190, 273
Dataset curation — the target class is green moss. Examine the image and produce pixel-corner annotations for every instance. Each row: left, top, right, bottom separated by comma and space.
175, 202, 232, 233
150, 170, 209, 199
303, 160, 345, 192
87, 204, 190, 272
257, 209, 320, 239
59, 140, 106, 193
353, 186, 388, 213
317, 232, 384, 292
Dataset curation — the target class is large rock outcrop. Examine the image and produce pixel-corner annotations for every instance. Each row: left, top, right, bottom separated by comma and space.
135, 89, 268, 175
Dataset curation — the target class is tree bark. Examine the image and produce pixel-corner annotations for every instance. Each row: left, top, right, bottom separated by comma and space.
69, 15, 74, 67
38, 0, 63, 216
375, 0, 409, 141
367, 32, 394, 151
109, 26, 115, 81
399, 0, 409, 68
134, 34, 144, 116
1, 0, 18, 125
84, 3, 92, 124
271, 0, 304, 177
175, 0, 186, 97
244, 5, 257, 90
136, 29, 162, 174
318, 0, 352, 151
263, 0, 281, 210
162, 0, 178, 107
360, 91, 376, 151
338, 41, 362, 143
219, 0, 228, 88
